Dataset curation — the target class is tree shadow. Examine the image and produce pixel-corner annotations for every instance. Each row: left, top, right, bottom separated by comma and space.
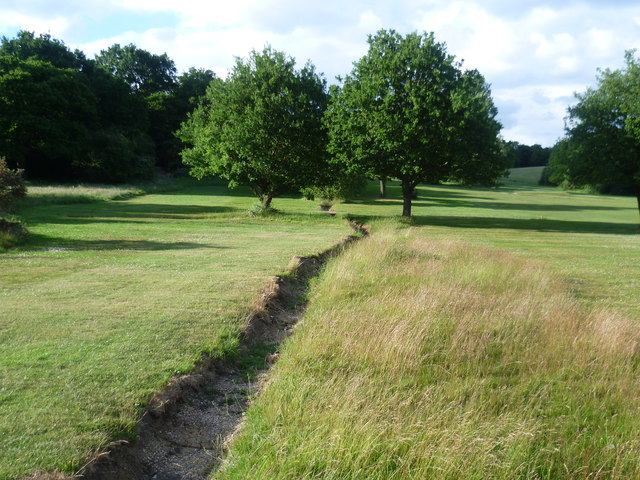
347, 214, 638, 235
413, 198, 628, 212
415, 215, 638, 235
25, 204, 241, 226
21, 233, 230, 252
346, 191, 631, 213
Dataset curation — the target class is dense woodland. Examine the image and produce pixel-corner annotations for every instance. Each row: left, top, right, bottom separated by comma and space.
0, 31, 215, 183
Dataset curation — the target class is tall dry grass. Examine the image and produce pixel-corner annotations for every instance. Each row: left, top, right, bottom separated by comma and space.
217, 225, 640, 479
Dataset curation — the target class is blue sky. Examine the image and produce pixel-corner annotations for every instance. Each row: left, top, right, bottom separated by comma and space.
2, 0, 640, 146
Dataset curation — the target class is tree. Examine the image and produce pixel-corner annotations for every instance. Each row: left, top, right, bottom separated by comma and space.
178, 46, 329, 208
0, 30, 85, 70
0, 55, 97, 179
94, 44, 177, 96
326, 30, 505, 217
506, 141, 551, 168
147, 68, 216, 171
551, 51, 640, 215
0, 31, 157, 182
176, 67, 216, 105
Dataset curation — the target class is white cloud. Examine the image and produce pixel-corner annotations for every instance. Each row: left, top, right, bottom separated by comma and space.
358, 10, 383, 32
0, 10, 72, 38
4, 0, 640, 145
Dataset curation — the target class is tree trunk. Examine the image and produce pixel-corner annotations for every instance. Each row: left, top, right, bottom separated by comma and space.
379, 177, 387, 198
635, 182, 640, 219
261, 194, 273, 209
401, 179, 414, 217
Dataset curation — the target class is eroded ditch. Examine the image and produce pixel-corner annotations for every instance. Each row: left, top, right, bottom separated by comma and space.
65, 223, 367, 480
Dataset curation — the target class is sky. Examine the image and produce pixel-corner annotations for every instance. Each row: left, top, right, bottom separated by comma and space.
2, 1, 640, 146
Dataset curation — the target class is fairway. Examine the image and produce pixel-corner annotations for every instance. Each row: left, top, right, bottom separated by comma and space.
0, 183, 350, 479
504, 166, 545, 185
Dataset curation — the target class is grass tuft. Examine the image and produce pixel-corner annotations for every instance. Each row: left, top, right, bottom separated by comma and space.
246, 202, 280, 217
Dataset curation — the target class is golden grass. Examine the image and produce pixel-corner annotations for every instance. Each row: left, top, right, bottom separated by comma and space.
217, 225, 640, 479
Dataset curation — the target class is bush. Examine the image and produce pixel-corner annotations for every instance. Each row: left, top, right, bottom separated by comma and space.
0, 217, 28, 249
538, 166, 555, 186
246, 202, 278, 217
0, 156, 26, 211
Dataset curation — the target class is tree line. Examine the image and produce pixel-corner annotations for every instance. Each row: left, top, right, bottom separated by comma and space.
545, 51, 640, 214
0, 31, 215, 182
505, 142, 550, 168
180, 30, 511, 217
7, 29, 594, 218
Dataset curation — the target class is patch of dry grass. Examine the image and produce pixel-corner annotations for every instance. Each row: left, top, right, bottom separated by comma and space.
217, 225, 640, 479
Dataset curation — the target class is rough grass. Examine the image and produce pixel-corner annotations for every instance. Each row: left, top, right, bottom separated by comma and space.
17, 177, 202, 208
341, 180, 640, 317
216, 226, 640, 479
0, 183, 349, 479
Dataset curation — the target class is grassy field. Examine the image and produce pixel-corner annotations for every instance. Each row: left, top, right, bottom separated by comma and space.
343, 179, 640, 317
2, 174, 639, 478
217, 177, 640, 479
0, 183, 350, 479
504, 166, 545, 185
217, 227, 640, 479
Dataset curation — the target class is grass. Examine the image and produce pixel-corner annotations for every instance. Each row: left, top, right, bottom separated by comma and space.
3, 174, 639, 478
341, 179, 640, 317
0, 183, 350, 479
505, 166, 545, 185
0, 217, 28, 249
16, 176, 204, 209
216, 226, 640, 479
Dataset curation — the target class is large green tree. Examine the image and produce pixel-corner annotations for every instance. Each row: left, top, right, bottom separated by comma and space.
549, 51, 640, 215
0, 55, 96, 179
178, 46, 329, 208
326, 30, 506, 217
146, 68, 216, 171
95, 44, 177, 96
0, 32, 155, 182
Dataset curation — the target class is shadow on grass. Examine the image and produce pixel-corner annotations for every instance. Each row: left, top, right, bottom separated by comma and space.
21, 233, 230, 252
350, 214, 638, 235
347, 195, 630, 213
25, 204, 242, 226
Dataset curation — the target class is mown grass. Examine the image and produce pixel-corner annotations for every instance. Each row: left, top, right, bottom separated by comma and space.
505, 166, 545, 185
217, 226, 640, 479
0, 183, 350, 479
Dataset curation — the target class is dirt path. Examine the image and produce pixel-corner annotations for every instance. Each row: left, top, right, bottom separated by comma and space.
67, 227, 365, 480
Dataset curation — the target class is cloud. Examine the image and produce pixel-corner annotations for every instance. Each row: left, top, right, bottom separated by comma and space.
0, 10, 72, 38
3, 0, 640, 146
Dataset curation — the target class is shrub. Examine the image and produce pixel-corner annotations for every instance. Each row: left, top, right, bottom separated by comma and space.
0, 157, 26, 211
0, 217, 28, 249
246, 202, 278, 217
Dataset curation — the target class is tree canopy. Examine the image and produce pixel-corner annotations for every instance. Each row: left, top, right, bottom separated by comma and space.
95, 44, 177, 96
547, 51, 640, 215
178, 46, 329, 208
0, 31, 211, 182
326, 30, 506, 216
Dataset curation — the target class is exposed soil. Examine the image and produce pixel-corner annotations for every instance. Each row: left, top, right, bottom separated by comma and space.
27, 223, 366, 480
